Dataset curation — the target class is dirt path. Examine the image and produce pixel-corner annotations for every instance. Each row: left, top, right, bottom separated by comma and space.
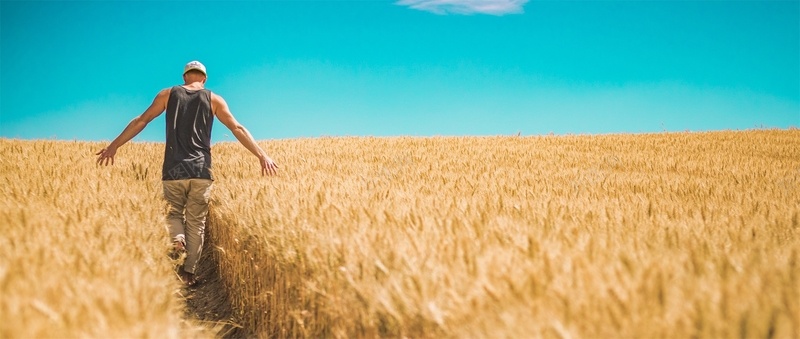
180, 239, 251, 339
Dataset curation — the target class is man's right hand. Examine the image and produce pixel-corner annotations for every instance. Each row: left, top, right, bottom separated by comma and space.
260, 155, 279, 176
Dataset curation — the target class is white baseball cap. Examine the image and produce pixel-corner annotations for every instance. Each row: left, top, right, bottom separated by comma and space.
183, 61, 207, 75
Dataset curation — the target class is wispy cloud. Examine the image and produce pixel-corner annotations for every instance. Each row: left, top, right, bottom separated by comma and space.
396, 0, 528, 16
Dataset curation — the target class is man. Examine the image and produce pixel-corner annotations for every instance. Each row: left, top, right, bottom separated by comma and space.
96, 61, 278, 286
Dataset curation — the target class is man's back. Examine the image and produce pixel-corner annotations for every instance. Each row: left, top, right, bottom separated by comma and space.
162, 85, 214, 181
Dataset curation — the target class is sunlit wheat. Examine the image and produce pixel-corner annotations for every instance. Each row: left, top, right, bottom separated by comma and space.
1, 129, 798, 338
208, 130, 799, 338
0, 141, 209, 338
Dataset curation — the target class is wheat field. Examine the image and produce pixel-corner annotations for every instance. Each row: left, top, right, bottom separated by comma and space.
0, 141, 210, 338
1, 129, 798, 338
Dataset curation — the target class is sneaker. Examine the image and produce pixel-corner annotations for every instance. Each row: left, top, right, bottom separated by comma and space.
174, 239, 186, 251
180, 271, 198, 287
168, 239, 186, 260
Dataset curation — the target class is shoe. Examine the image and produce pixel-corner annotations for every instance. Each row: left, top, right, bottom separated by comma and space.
180, 271, 198, 287
168, 239, 186, 260
174, 239, 186, 251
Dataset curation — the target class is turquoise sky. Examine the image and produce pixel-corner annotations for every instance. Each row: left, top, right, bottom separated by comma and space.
1, 0, 798, 141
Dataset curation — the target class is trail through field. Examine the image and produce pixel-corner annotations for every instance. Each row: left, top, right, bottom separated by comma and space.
181, 223, 252, 339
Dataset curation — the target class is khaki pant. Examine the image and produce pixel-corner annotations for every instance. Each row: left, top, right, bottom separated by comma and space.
163, 179, 213, 274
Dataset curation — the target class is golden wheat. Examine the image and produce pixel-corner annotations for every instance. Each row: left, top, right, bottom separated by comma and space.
208, 130, 799, 338
1, 129, 798, 338
0, 140, 210, 338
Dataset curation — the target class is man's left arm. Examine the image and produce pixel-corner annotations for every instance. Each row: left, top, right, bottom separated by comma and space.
96, 88, 170, 166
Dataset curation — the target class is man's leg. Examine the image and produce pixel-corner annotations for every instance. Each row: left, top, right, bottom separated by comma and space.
182, 179, 213, 275
163, 180, 190, 248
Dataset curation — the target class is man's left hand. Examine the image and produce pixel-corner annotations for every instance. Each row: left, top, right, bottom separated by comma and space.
96, 146, 117, 166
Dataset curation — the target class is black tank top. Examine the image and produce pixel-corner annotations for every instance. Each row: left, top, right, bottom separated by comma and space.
162, 86, 214, 180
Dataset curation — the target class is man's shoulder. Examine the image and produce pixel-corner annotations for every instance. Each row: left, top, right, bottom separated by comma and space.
154, 87, 173, 102
161, 86, 179, 96
208, 90, 224, 102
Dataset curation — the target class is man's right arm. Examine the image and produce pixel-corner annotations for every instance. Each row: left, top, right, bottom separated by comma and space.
212, 92, 278, 176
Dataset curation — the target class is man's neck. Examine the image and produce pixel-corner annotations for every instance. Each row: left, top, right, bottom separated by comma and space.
182, 81, 205, 90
